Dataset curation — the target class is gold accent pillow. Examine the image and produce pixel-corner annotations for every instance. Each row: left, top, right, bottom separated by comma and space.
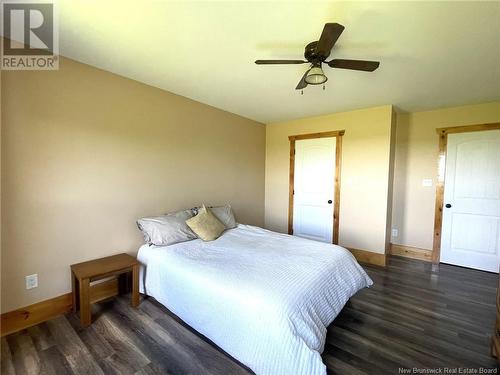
185, 205, 225, 241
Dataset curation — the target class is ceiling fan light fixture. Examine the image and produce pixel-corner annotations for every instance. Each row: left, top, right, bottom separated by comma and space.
305, 66, 327, 85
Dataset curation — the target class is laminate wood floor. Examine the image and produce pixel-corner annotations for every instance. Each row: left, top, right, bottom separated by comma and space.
2, 256, 498, 374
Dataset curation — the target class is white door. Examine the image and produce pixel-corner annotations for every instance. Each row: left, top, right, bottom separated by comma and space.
293, 137, 336, 243
441, 130, 500, 273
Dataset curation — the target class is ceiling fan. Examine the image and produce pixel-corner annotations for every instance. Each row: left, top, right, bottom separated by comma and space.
255, 23, 380, 91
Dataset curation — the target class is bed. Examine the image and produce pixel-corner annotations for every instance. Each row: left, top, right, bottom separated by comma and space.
138, 224, 372, 375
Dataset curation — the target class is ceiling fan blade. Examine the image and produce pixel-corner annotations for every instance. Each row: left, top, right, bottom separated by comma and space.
314, 23, 345, 57
327, 59, 380, 71
255, 59, 307, 64
295, 69, 311, 90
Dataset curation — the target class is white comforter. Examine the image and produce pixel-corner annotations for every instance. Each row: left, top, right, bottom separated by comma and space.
138, 224, 372, 375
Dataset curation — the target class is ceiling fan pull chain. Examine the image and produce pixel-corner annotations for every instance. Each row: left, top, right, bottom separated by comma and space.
323, 85, 325, 90
301, 90, 304, 95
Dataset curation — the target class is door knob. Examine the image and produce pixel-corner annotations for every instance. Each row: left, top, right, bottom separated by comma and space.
327, 200, 333, 204
445, 203, 452, 208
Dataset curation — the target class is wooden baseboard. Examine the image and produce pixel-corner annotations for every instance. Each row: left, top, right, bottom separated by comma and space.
0, 246, 387, 336
1, 293, 72, 337
1, 275, 130, 336
347, 248, 387, 267
390, 244, 432, 262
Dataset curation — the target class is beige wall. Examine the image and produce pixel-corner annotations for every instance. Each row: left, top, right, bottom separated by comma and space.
1, 58, 265, 313
265, 105, 394, 254
391, 101, 500, 250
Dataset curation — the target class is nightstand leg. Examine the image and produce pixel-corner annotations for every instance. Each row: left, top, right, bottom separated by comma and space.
131, 265, 139, 307
79, 278, 91, 327
71, 272, 77, 313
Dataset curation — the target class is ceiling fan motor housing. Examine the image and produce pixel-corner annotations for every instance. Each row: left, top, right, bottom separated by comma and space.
304, 41, 329, 64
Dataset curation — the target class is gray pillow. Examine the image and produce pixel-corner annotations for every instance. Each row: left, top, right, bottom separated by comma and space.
191, 204, 236, 229
137, 209, 196, 246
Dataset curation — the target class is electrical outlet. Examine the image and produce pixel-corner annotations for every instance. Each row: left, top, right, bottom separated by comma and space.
391, 228, 398, 238
26, 274, 38, 289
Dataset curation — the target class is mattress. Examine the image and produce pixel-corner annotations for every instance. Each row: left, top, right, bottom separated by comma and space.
137, 224, 372, 375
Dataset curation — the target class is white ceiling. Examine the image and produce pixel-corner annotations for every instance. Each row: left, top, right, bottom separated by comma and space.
58, 1, 500, 123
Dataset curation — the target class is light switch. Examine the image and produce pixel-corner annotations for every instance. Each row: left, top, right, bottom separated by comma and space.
422, 179, 433, 187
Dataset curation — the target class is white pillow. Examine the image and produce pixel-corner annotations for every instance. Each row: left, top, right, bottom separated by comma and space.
210, 205, 237, 229
137, 209, 196, 246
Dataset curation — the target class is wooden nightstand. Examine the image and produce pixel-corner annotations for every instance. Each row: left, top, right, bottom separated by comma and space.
70, 253, 140, 327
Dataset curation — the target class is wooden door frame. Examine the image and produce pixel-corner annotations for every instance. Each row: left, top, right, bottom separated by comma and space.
432, 122, 500, 265
288, 130, 345, 245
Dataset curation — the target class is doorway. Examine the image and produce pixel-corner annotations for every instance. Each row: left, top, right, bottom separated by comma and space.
433, 123, 500, 272
288, 130, 343, 244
